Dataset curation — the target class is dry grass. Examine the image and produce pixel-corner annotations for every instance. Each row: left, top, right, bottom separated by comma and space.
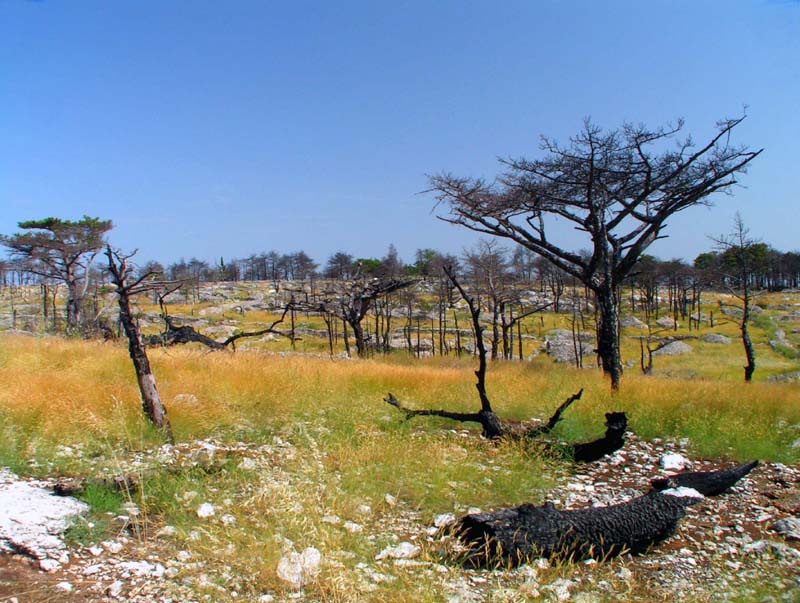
1, 332, 799, 601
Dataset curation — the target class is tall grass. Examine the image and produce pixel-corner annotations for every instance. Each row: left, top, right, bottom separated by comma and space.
1, 333, 797, 468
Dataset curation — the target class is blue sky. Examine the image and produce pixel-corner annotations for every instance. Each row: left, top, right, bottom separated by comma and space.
1, 1, 798, 267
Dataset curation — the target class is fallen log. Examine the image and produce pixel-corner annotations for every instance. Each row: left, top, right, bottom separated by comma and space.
650, 460, 758, 496
455, 490, 699, 568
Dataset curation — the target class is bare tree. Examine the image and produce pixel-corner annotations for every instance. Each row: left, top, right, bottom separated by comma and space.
430, 115, 761, 389
302, 268, 415, 357
386, 265, 582, 439
713, 214, 762, 382
105, 246, 174, 442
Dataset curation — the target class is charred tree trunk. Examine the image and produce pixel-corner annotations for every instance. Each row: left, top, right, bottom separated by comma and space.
454, 491, 698, 568
594, 283, 622, 391
386, 266, 582, 441
105, 247, 174, 443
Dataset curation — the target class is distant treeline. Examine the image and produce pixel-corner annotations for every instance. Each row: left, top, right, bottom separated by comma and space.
2, 241, 799, 292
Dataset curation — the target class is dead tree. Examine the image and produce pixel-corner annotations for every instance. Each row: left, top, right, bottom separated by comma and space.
454, 491, 699, 568
146, 294, 293, 351
300, 269, 415, 357
650, 460, 758, 496
385, 265, 582, 439
430, 116, 761, 390
713, 214, 761, 382
105, 246, 174, 442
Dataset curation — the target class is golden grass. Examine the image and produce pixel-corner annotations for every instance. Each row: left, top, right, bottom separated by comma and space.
1, 332, 798, 464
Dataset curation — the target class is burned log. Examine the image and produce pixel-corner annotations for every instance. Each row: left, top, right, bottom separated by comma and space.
570, 411, 627, 463
455, 490, 699, 568
650, 460, 758, 497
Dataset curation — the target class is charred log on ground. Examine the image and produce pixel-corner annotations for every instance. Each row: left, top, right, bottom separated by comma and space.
650, 460, 759, 496
455, 490, 699, 568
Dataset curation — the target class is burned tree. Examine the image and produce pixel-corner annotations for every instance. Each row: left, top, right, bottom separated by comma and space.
455, 491, 698, 568
430, 116, 761, 390
713, 214, 764, 382
386, 265, 582, 440
305, 268, 415, 357
105, 246, 173, 442
147, 292, 293, 351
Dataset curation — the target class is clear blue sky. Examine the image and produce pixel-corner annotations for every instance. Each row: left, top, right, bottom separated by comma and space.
1, 1, 798, 267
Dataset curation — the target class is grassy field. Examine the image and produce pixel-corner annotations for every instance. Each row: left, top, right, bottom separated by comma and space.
1, 285, 800, 601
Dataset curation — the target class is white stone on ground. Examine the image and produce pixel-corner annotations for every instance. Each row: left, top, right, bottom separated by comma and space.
0, 468, 89, 571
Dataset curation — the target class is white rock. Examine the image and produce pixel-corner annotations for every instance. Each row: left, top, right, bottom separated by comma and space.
38, 559, 61, 572
107, 580, 124, 598
434, 513, 457, 528
103, 540, 124, 553
662, 487, 704, 499
177, 550, 192, 562
384, 494, 397, 506
83, 564, 103, 576
54, 581, 73, 592
321, 515, 341, 525
258, 596, 274, 602
119, 560, 157, 577
156, 525, 178, 538
221, 514, 237, 526
543, 578, 575, 602
276, 547, 322, 589
197, 503, 216, 518
238, 457, 257, 470
376, 541, 420, 560
659, 453, 691, 471
772, 517, 800, 541
88, 545, 103, 556
343, 521, 363, 533
0, 471, 89, 566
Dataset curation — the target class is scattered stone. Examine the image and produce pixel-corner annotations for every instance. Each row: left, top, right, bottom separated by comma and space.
620, 316, 648, 329
54, 581, 73, 592
276, 547, 322, 589
238, 457, 257, 470
655, 317, 678, 329
376, 541, 420, 560
196, 502, 216, 518
0, 469, 89, 569
543, 578, 576, 602
343, 521, 364, 533
434, 513, 457, 528
106, 580, 124, 598
156, 525, 178, 538
660, 453, 692, 471
384, 493, 397, 507
652, 341, 693, 356
221, 513, 237, 526
771, 517, 800, 541
702, 333, 732, 344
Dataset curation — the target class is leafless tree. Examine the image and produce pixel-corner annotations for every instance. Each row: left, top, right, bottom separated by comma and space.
386, 265, 582, 439
712, 214, 761, 382
429, 115, 761, 390
105, 246, 174, 442
301, 267, 415, 357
